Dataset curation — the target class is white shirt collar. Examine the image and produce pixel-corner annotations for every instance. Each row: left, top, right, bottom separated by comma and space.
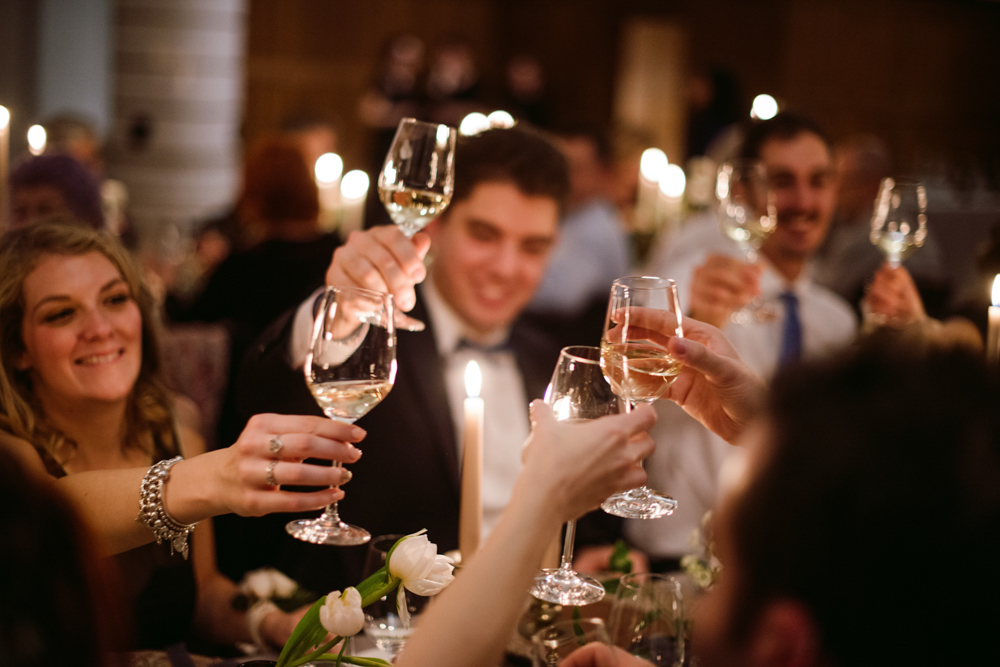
759, 257, 817, 298
420, 277, 512, 356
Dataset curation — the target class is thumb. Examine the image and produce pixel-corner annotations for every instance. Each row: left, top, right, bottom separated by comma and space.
528, 399, 555, 429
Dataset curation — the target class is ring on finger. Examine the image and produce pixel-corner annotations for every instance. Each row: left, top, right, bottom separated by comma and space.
269, 435, 284, 456
266, 460, 279, 487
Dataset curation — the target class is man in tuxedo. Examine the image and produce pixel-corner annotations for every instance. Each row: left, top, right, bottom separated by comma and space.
223, 127, 600, 594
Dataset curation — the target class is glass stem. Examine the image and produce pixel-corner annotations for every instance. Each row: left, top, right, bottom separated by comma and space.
323, 459, 344, 523
559, 520, 577, 571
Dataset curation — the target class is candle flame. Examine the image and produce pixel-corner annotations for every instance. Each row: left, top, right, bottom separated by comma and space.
27, 124, 46, 155
993, 275, 1000, 307
314, 152, 343, 185
0, 106, 9, 130
465, 360, 482, 398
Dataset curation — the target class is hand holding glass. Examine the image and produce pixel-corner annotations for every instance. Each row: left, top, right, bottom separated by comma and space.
286, 287, 396, 546
530, 346, 619, 606
600, 276, 681, 520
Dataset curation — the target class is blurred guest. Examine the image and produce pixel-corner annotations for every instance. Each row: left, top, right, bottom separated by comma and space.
358, 34, 426, 162
633, 113, 856, 573
8, 154, 104, 230
527, 128, 630, 346
503, 54, 549, 128
167, 136, 340, 446
814, 134, 947, 316
425, 39, 482, 127
232, 127, 631, 591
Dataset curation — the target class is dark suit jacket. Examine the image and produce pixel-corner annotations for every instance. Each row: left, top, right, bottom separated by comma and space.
216, 291, 564, 593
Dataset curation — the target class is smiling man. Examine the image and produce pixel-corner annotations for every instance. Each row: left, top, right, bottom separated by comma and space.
633, 113, 857, 574
228, 127, 576, 592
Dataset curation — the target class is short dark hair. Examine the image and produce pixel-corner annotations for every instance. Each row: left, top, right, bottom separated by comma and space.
451, 126, 570, 215
738, 111, 831, 161
729, 336, 1000, 666
9, 154, 105, 229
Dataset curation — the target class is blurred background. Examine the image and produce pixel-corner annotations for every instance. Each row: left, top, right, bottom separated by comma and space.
1, 0, 999, 258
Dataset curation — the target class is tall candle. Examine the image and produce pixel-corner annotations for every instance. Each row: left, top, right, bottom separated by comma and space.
0, 106, 9, 229
988, 275, 1000, 365
314, 152, 343, 232
339, 169, 368, 238
459, 360, 484, 563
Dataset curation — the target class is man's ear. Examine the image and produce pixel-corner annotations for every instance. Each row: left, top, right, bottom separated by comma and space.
747, 599, 821, 667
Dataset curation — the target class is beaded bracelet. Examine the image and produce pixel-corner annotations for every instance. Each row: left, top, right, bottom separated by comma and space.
136, 456, 199, 559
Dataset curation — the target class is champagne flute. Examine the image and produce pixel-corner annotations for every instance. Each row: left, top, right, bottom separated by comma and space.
869, 177, 927, 268
717, 159, 777, 324
362, 534, 429, 659
599, 276, 681, 520
286, 286, 396, 546
608, 573, 685, 667
378, 117, 457, 332
530, 346, 620, 606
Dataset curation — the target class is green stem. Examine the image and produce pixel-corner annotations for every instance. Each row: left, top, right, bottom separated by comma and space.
335, 639, 349, 666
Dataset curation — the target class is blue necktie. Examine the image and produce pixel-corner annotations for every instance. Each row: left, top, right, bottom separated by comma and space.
778, 291, 802, 366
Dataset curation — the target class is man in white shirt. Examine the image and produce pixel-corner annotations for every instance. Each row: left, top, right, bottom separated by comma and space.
229, 127, 616, 592
632, 113, 857, 569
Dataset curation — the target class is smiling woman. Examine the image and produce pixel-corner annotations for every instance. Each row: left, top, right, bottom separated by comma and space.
0, 222, 369, 654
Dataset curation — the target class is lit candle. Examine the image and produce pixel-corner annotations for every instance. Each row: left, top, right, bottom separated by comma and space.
0, 106, 9, 229
339, 169, 368, 237
314, 152, 343, 232
988, 275, 1000, 365
636, 148, 667, 232
459, 360, 484, 563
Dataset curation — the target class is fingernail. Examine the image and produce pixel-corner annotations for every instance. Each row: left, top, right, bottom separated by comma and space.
671, 338, 688, 359
339, 469, 353, 484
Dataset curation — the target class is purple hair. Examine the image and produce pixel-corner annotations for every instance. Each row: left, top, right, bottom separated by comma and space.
9, 154, 105, 230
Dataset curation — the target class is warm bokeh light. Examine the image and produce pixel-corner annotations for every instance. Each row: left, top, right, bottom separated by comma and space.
659, 163, 687, 198
436, 123, 453, 146
340, 169, 369, 199
751, 94, 779, 120
992, 275, 1000, 307
459, 112, 490, 136
27, 124, 47, 155
487, 110, 515, 129
0, 106, 9, 130
639, 148, 668, 182
465, 360, 482, 398
314, 152, 343, 185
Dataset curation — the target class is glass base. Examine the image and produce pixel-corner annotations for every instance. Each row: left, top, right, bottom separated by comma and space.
731, 299, 777, 326
601, 486, 678, 520
530, 568, 606, 606
286, 517, 371, 546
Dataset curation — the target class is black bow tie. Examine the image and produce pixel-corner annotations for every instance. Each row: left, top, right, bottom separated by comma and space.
455, 337, 511, 355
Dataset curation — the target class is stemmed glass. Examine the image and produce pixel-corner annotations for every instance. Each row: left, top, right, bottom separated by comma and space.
531, 618, 612, 666
377, 117, 457, 331
717, 159, 777, 324
362, 534, 429, 660
869, 177, 927, 268
609, 573, 685, 667
286, 286, 396, 546
599, 276, 682, 520
530, 346, 620, 606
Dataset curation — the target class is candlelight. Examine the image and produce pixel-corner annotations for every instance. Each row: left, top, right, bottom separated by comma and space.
340, 169, 369, 200
465, 360, 482, 398
751, 94, 778, 120
314, 152, 343, 185
992, 275, 1000, 307
436, 123, 453, 146
659, 163, 687, 198
639, 148, 668, 182
459, 112, 490, 136
487, 110, 515, 129
0, 106, 9, 129
27, 124, 46, 155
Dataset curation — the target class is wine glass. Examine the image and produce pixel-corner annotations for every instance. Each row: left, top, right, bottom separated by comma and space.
530, 346, 620, 606
599, 276, 681, 520
717, 159, 777, 324
378, 117, 457, 332
531, 618, 612, 666
361, 534, 429, 659
286, 286, 396, 546
869, 177, 927, 268
608, 573, 685, 667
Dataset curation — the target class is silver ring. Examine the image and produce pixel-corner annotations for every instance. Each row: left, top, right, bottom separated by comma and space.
269, 435, 284, 456
266, 460, 279, 487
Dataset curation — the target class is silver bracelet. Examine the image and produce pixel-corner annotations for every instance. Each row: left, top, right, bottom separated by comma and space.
246, 600, 280, 651
136, 456, 199, 559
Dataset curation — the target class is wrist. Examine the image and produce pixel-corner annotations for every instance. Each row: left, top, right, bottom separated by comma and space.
161, 452, 220, 525
247, 600, 281, 650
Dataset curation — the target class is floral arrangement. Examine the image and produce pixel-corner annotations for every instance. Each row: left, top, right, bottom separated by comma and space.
680, 510, 721, 590
276, 530, 454, 667
235, 567, 314, 612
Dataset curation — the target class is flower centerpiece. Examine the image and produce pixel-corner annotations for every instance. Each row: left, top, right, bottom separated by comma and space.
275, 531, 454, 667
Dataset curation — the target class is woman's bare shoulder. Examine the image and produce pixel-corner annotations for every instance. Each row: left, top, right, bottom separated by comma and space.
0, 431, 50, 476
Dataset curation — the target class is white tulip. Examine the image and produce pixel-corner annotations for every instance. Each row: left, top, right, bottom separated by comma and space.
319, 587, 365, 638
241, 567, 298, 600
388, 533, 455, 596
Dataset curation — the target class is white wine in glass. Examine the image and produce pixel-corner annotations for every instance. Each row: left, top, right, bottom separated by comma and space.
870, 177, 927, 268
287, 286, 396, 546
717, 159, 777, 325
378, 118, 457, 238
530, 346, 619, 606
600, 276, 681, 520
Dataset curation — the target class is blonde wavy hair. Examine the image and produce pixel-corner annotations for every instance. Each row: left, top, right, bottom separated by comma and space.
0, 222, 177, 466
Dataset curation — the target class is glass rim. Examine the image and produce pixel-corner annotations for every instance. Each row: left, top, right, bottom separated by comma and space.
558, 345, 602, 365
617, 571, 682, 593
368, 533, 407, 553
324, 285, 395, 304
611, 275, 675, 289
398, 116, 456, 133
